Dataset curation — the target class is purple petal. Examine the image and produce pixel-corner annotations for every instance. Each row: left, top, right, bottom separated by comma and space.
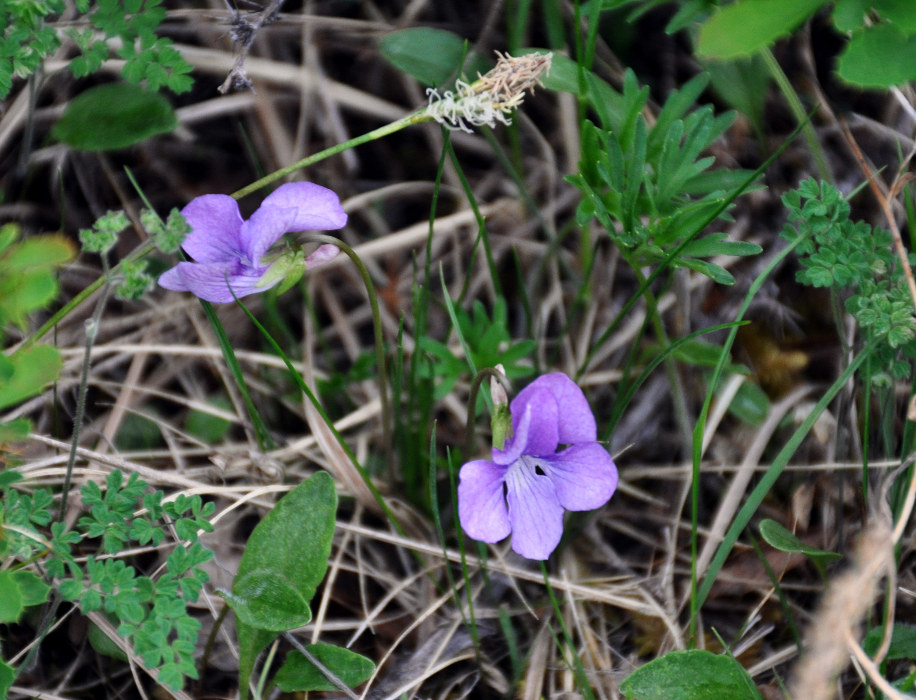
458, 460, 511, 543
244, 182, 347, 263
180, 195, 244, 264
541, 443, 617, 511
505, 461, 564, 560
158, 261, 276, 303
522, 373, 596, 444
305, 244, 340, 269
505, 385, 560, 457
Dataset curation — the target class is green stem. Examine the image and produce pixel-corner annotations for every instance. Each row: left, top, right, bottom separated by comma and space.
303, 233, 392, 474
231, 112, 432, 200
761, 47, 831, 182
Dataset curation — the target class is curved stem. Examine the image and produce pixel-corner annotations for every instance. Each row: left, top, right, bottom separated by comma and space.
303, 233, 391, 474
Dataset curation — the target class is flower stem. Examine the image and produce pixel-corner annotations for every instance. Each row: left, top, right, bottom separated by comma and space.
231, 111, 432, 200
304, 233, 392, 475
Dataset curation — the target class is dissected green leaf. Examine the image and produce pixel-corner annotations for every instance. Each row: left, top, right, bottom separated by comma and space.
52, 82, 177, 150
0, 346, 63, 411
380, 28, 483, 86
621, 649, 763, 700
273, 642, 375, 692
697, 0, 828, 58
837, 24, 916, 87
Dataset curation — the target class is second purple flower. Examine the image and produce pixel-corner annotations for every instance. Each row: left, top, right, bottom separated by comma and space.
458, 373, 618, 560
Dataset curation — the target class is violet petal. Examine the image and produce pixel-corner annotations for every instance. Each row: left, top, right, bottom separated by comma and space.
506, 384, 560, 457
245, 182, 347, 263
180, 195, 244, 264
526, 372, 597, 443
158, 261, 275, 303
458, 460, 511, 543
505, 461, 564, 560
541, 443, 618, 511
304, 243, 340, 269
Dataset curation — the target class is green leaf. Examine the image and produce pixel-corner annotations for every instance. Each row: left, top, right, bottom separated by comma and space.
862, 624, 916, 660
0, 418, 31, 446
620, 649, 763, 700
184, 399, 233, 442
379, 27, 477, 86
0, 232, 75, 329
89, 621, 129, 662
0, 658, 15, 699
727, 381, 770, 426
51, 82, 177, 150
832, 0, 869, 32
12, 570, 50, 606
232, 472, 338, 699
223, 570, 312, 631
837, 24, 916, 87
0, 345, 63, 411
876, 0, 916, 32
273, 642, 375, 692
697, 0, 828, 58
759, 518, 842, 572
0, 571, 25, 623
680, 257, 735, 285
701, 55, 769, 133
680, 233, 762, 259
4, 233, 75, 268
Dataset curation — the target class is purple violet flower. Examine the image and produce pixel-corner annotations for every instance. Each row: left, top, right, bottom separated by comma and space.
159, 182, 346, 303
458, 373, 618, 560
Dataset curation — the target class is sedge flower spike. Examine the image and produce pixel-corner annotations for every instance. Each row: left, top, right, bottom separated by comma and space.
159, 182, 346, 303
425, 51, 552, 133
458, 372, 618, 560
